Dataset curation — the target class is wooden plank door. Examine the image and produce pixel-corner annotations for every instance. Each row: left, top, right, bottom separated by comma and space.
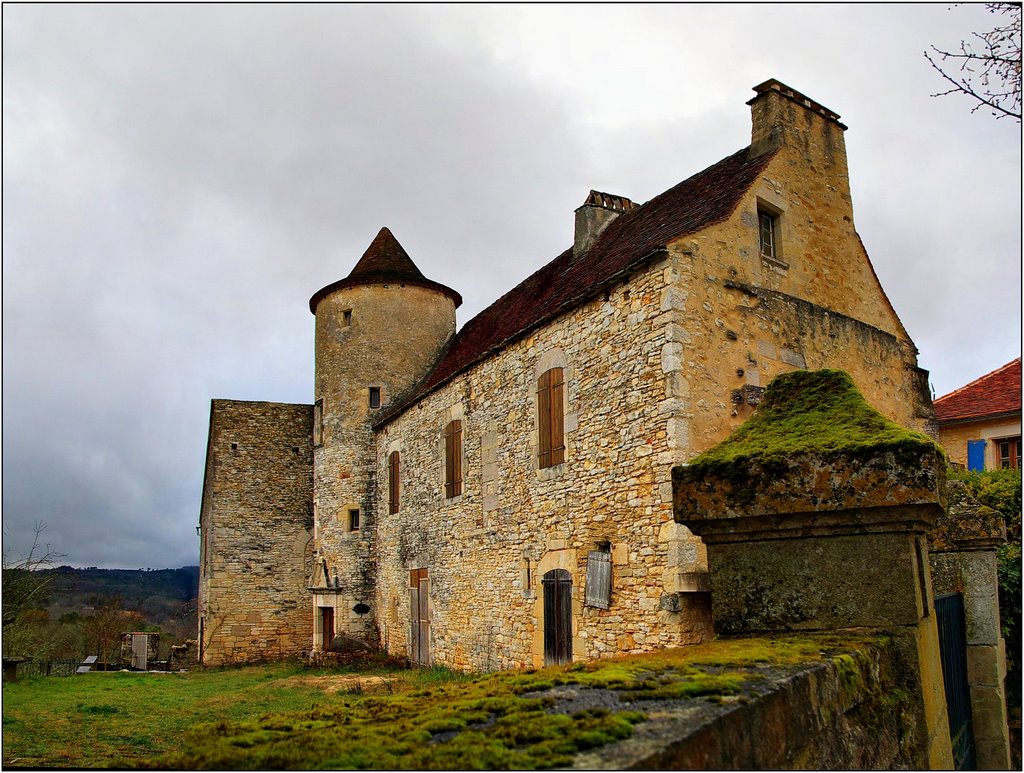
543, 569, 572, 666
320, 606, 334, 652
409, 568, 430, 665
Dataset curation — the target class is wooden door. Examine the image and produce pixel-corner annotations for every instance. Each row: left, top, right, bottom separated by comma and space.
409, 568, 430, 665
320, 606, 334, 652
543, 569, 573, 666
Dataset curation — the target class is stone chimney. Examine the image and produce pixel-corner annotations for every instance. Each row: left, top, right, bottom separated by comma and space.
748, 79, 848, 163
573, 190, 636, 258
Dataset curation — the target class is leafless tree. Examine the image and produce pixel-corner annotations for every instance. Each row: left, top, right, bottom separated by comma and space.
2, 522, 64, 629
925, 3, 1022, 121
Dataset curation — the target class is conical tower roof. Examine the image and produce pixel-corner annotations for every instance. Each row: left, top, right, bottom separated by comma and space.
310, 227, 462, 313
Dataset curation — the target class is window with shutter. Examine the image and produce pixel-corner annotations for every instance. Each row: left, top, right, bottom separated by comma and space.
537, 367, 565, 468
388, 451, 400, 514
444, 420, 462, 498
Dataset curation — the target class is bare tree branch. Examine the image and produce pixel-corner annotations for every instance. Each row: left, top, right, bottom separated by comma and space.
925, 3, 1022, 121
2, 522, 65, 628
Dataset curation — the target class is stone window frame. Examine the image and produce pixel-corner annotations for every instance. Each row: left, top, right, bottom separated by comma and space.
754, 193, 788, 270
369, 386, 382, 410
533, 349, 577, 480
440, 403, 466, 503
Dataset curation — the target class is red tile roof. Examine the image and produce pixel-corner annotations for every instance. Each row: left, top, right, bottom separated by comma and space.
310, 227, 462, 312
376, 145, 777, 426
934, 358, 1022, 424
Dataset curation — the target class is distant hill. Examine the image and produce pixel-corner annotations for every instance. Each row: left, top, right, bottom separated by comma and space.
30, 566, 199, 624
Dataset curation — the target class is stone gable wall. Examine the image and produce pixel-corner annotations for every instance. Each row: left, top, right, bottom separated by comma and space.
199, 400, 314, 665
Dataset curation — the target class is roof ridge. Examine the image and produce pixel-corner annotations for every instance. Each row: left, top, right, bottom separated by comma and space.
375, 144, 775, 427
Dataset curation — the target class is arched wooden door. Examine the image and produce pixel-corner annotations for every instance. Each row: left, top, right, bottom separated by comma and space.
542, 569, 572, 666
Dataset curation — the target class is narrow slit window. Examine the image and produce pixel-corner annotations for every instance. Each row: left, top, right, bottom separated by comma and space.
348, 508, 360, 532
343, 309, 353, 326
369, 387, 381, 410
313, 399, 324, 446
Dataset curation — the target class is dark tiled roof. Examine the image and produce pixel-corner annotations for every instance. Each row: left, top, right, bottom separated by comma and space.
376, 145, 777, 426
934, 358, 1022, 424
310, 227, 462, 312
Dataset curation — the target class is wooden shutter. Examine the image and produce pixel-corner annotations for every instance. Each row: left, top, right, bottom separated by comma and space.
537, 370, 551, 468
550, 368, 565, 465
967, 440, 986, 472
452, 421, 462, 497
538, 368, 564, 468
388, 451, 400, 514
445, 420, 462, 498
585, 549, 611, 609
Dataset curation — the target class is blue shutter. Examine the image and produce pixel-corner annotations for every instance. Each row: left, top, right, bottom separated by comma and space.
967, 440, 986, 471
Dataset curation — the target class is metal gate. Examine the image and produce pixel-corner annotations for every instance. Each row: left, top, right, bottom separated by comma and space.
935, 593, 976, 770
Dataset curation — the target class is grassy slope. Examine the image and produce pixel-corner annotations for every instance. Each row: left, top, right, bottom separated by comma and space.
2, 633, 884, 769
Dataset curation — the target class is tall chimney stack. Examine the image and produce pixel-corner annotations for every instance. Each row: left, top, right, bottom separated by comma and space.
748, 79, 848, 164
574, 190, 636, 258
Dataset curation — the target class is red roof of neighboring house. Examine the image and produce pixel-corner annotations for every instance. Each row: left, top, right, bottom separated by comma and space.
934, 358, 1022, 424
376, 145, 777, 426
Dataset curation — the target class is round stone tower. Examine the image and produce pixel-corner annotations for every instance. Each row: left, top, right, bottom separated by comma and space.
308, 227, 460, 649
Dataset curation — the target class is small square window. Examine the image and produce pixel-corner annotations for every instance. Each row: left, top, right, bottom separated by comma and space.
348, 509, 360, 532
343, 309, 353, 326
758, 210, 778, 259
997, 436, 1021, 469
369, 387, 381, 409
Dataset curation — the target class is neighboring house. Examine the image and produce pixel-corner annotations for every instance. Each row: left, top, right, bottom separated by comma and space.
934, 358, 1022, 471
198, 79, 937, 669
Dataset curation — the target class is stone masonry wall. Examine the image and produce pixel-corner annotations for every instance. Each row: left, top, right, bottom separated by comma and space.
312, 283, 455, 647
371, 194, 927, 672
199, 400, 313, 666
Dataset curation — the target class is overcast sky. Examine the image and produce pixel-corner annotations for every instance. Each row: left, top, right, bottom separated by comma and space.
3, 4, 1020, 570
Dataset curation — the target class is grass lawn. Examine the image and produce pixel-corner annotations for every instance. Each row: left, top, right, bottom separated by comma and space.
2, 633, 878, 769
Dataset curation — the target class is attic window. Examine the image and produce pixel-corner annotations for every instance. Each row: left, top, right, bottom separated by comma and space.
758, 209, 778, 259
369, 387, 381, 410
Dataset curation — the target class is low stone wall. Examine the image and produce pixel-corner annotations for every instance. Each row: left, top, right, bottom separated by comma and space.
573, 633, 921, 769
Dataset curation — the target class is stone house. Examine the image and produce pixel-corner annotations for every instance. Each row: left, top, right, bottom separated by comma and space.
198, 79, 937, 669
934, 357, 1021, 471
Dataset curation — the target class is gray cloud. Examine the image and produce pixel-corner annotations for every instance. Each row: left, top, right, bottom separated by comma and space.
3, 4, 1019, 568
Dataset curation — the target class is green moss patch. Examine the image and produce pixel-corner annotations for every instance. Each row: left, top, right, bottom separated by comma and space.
153, 633, 882, 770
686, 369, 938, 475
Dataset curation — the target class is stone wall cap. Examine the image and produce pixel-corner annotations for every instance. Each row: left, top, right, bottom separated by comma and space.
929, 479, 1007, 552
673, 370, 946, 533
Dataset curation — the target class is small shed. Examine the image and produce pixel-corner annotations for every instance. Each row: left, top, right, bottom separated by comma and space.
120, 632, 159, 670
